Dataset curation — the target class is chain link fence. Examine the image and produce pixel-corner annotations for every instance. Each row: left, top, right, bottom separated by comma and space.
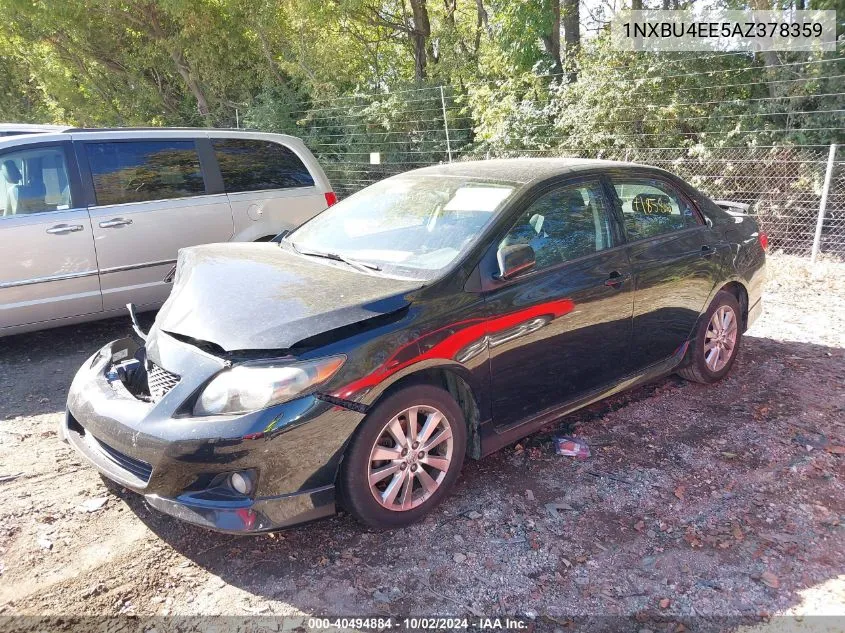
296, 82, 844, 259
318, 141, 844, 259
525, 145, 845, 259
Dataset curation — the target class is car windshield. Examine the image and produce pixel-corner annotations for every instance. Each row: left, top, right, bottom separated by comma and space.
287, 175, 516, 280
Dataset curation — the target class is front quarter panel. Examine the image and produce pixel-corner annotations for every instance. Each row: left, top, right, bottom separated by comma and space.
314, 287, 492, 423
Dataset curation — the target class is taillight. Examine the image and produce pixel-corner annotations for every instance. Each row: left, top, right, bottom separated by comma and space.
324, 191, 337, 207
758, 232, 768, 251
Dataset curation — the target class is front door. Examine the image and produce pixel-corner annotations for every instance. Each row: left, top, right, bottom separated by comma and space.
485, 178, 634, 431
608, 174, 723, 367
0, 142, 102, 331
78, 137, 234, 311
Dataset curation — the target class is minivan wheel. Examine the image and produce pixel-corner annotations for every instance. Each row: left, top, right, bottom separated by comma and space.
678, 290, 742, 384
340, 385, 466, 529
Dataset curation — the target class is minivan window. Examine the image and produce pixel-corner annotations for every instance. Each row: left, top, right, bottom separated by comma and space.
0, 146, 72, 216
86, 140, 205, 206
212, 138, 315, 193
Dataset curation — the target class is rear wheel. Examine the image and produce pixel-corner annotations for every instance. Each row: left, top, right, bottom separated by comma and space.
340, 385, 466, 529
678, 290, 742, 384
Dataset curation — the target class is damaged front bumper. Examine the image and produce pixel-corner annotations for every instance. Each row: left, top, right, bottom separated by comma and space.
63, 333, 365, 533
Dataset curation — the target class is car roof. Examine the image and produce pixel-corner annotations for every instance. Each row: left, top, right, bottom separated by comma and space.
409, 158, 654, 184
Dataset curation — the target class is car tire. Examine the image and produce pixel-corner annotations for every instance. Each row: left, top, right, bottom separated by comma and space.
678, 290, 743, 384
339, 384, 466, 529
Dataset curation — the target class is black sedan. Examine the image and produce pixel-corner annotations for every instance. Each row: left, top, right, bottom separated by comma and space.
64, 159, 766, 532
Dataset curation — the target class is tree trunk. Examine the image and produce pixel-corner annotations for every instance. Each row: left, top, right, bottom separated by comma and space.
474, 0, 489, 55
540, 0, 563, 76
129, 3, 213, 123
561, 0, 580, 82
256, 30, 287, 85
750, 0, 781, 97
409, 0, 431, 81
169, 47, 211, 121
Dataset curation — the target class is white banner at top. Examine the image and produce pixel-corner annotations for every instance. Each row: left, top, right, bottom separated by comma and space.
610, 10, 837, 52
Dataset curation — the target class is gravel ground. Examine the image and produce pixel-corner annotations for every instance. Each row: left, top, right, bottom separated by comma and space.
0, 253, 843, 632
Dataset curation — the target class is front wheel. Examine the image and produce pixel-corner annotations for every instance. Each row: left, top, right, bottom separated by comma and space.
339, 384, 466, 529
678, 290, 742, 384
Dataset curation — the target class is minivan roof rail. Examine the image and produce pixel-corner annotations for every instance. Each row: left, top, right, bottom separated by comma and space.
64, 126, 261, 133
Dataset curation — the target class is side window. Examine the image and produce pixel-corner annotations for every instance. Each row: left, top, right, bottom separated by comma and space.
612, 178, 700, 241
86, 140, 205, 206
499, 180, 616, 271
0, 146, 72, 217
212, 138, 315, 193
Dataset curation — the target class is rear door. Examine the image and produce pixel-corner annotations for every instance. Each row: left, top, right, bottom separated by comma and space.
0, 140, 102, 331
485, 177, 634, 430
75, 134, 234, 311
607, 171, 724, 367
210, 135, 331, 241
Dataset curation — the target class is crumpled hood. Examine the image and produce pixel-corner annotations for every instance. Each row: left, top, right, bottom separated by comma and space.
155, 243, 422, 352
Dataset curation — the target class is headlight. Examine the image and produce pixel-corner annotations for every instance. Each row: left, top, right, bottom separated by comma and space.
193, 355, 345, 416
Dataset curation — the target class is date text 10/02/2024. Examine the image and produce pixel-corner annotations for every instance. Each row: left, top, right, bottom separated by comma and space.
307, 617, 530, 630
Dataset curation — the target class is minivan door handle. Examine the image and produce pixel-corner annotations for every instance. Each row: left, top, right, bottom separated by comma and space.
604, 271, 630, 288
46, 224, 83, 235
99, 218, 133, 228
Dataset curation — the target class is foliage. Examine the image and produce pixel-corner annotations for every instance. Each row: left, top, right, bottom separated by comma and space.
0, 0, 840, 157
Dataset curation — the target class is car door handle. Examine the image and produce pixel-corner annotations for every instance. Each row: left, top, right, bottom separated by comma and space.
604, 271, 630, 288
46, 224, 83, 235
99, 218, 133, 228
700, 244, 715, 257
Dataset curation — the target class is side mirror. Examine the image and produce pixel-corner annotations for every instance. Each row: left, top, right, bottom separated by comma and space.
270, 230, 290, 243
496, 243, 536, 280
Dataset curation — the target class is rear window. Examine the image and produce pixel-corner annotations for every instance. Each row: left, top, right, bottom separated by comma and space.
87, 140, 205, 206
212, 138, 314, 193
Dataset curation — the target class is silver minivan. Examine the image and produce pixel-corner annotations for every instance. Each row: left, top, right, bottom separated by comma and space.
0, 129, 334, 336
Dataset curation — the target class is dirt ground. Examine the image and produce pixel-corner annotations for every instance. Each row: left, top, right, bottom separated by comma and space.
0, 253, 843, 632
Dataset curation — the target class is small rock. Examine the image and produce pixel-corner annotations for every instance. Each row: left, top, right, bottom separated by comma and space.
761, 571, 780, 589
545, 502, 574, 519
466, 511, 482, 520
81, 497, 108, 513
659, 598, 671, 609
526, 489, 535, 501
38, 538, 52, 550
373, 589, 392, 603
81, 583, 105, 598
453, 552, 467, 563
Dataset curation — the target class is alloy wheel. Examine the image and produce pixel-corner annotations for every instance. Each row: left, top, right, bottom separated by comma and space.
367, 405, 454, 511
704, 305, 738, 372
